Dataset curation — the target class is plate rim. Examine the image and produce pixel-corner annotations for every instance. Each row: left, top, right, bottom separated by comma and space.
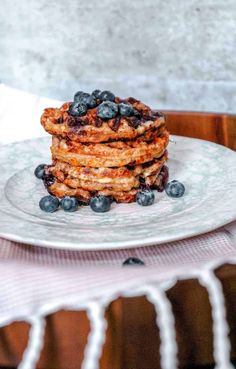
0, 215, 235, 251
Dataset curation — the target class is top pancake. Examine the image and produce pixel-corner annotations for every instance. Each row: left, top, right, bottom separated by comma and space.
41, 97, 165, 143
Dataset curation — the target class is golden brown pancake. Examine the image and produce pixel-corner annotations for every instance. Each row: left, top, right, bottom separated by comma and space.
51, 130, 169, 168
41, 98, 165, 143
46, 171, 165, 204
47, 154, 167, 193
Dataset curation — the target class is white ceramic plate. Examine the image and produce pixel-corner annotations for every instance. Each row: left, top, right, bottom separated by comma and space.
0, 136, 236, 250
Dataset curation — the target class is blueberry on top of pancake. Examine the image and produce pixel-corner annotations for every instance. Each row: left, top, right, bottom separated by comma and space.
41, 91, 164, 143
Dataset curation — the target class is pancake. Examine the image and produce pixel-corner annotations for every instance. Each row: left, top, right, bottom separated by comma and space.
49, 155, 167, 182
41, 98, 165, 143
47, 154, 167, 193
46, 171, 166, 204
51, 130, 169, 168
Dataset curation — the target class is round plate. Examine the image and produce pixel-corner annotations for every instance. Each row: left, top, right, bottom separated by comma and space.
0, 136, 236, 250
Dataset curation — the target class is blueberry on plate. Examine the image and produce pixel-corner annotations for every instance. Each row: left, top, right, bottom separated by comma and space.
123, 257, 145, 266
92, 89, 101, 99
136, 189, 155, 206
119, 103, 134, 117
39, 196, 59, 213
99, 90, 115, 102
97, 101, 118, 119
90, 195, 111, 213
34, 164, 46, 179
69, 102, 87, 116
60, 196, 79, 212
165, 180, 185, 198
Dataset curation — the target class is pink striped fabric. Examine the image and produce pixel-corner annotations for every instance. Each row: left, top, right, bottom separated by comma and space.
0, 229, 235, 267
0, 226, 236, 324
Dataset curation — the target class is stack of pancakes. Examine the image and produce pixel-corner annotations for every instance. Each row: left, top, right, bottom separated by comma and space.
41, 96, 169, 203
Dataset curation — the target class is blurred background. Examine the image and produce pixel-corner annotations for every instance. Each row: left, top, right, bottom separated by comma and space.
1, 0, 236, 112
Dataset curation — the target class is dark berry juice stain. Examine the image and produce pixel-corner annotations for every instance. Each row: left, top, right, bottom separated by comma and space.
110, 117, 121, 131
68, 116, 89, 127
81, 118, 90, 126
77, 199, 89, 206
153, 110, 163, 117
95, 116, 103, 128
56, 117, 63, 124
67, 116, 77, 127
139, 180, 151, 191
142, 115, 156, 122
128, 116, 140, 128
133, 109, 141, 118
126, 164, 135, 170
43, 173, 55, 188
83, 168, 90, 174
142, 160, 154, 168
139, 177, 146, 186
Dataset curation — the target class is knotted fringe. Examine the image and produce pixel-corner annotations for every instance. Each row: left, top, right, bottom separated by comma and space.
199, 268, 233, 369
13, 264, 234, 369
18, 316, 46, 369
143, 284, 178, 369
81, 302, 107, 369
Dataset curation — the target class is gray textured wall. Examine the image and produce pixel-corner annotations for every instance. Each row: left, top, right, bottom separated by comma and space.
1, 0, 236, 112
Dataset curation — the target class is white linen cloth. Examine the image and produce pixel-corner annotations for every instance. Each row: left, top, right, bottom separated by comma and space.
0, 84, 236, 369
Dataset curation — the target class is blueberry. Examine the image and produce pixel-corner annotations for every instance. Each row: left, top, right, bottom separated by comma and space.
34, 164, 46, 179
74, 92, 89, 102
74, 91, 86, 101
97, 101, 118, 119
60, 196, 79, 212
123, 257, 145, 266
165, 180, 185, 198
119, 103, 134, 117
39, 196, 59, 213
86, 95, 97, 108
77, 93, 93, 106
92, 89, 101, 99
74, 92, 97, 109
99, 90, 115, 102
107, 196, 113, 204
69, 102, 87, 116
90, 196, 111, 213
136, 189, 155, 206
